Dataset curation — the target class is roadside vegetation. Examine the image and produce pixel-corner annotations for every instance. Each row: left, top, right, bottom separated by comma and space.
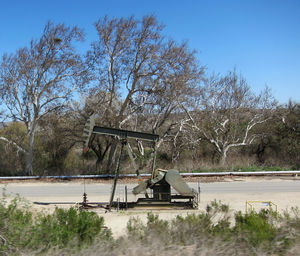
0, 193, 111, 255
1, 195, 300, 255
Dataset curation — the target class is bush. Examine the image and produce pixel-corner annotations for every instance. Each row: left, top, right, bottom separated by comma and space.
234, 210, 277, 248
0, 194, 112, 255
28, 207, 111, 251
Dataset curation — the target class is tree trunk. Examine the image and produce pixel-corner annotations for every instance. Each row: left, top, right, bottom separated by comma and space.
106, 140, 118, 173
25, 131, 35, 175
220, 150, 228, 166
95, 158, 101, 172
95, 153, 105, 172
91, 140, 111, 173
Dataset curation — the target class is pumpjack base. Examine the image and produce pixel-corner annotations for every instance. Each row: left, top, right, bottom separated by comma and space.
110, 194, 198, 210
80, 188, 199, 210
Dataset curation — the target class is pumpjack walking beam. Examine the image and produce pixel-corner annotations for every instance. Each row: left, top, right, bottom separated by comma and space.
92, 126, 159, 142
83, 115, 159, 151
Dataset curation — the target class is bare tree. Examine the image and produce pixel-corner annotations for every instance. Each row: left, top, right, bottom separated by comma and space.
0, 21, 88, 175
183, 70, 277, 165
87, 15, 204, 172
135, 72, 200, 163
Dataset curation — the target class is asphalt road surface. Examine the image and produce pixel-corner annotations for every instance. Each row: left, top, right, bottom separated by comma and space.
1, 179, 300, 198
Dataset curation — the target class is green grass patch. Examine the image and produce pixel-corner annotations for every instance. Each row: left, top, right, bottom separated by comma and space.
191, 165, 289, 173
232, 166, 289, 172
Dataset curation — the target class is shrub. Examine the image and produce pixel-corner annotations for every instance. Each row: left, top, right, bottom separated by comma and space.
234, 210, 277, 249
0, 194, 112, 255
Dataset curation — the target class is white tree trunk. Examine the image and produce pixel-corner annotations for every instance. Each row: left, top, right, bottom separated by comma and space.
106, 139, 118, 173
25, 124, 35, 175
220, 151, 227, 166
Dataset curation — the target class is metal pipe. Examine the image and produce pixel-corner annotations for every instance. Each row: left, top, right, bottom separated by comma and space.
0, 170, 300, 180
125, 185, 128, 210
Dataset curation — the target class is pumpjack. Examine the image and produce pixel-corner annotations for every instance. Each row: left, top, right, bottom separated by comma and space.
82, 115, 198, 210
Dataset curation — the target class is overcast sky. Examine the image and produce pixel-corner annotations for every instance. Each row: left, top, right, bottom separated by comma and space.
1, 0, 299, 104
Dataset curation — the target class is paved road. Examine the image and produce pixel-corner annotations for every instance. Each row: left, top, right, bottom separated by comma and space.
1, 179, 300, 198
